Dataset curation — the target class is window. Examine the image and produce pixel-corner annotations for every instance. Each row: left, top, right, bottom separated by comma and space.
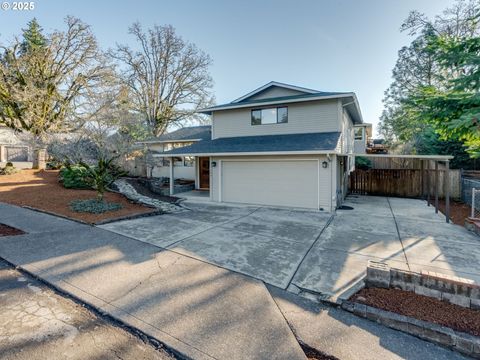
184, 156, 195, 167
251, 107, 288, 125
354, 127, 364, 141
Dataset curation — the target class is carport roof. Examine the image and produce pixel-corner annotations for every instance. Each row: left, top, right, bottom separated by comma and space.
355, 154, 454, 161
160, 131, 341, 156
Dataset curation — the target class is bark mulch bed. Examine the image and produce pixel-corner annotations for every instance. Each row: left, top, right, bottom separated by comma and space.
0, 170, 155, 224
351, 287, 480, 337
0, 224, 25, 236
436, 199, 471, 226
301, 343, 339, 360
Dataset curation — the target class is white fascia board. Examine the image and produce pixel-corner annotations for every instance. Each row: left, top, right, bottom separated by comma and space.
160, 150, 337, 157
201, 93, 355, 113
231, 81, 319, 103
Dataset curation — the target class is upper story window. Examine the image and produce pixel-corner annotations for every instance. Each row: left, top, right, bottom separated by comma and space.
354, 127, 364, 141
251, 107, 288, 125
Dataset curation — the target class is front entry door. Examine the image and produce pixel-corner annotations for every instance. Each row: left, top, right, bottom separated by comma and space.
199, 157, 210, 189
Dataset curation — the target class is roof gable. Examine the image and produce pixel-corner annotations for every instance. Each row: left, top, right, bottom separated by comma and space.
232, 81, 318, 103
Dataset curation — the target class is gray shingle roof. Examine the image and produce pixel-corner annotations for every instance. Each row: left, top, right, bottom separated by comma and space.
161, 132, 341, 155
144, 125, 211, 143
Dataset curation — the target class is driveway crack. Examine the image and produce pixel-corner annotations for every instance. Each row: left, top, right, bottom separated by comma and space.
386, 197, 411, 270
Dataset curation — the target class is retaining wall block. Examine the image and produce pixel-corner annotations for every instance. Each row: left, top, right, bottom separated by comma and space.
454, 334, 475, 356
379, 311, 409, 332
390, 269, 420, 291
414, 285, 442, 300
471, 298, 480, 311
442, 292, 471, 308
366, 261, 390, 289
422, 323, 455, 347
353, 303, 367, 317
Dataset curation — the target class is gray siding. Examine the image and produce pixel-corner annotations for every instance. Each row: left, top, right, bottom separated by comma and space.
212, 99, 340, 139
245, 86, 307, 101
337, 109, 354, 154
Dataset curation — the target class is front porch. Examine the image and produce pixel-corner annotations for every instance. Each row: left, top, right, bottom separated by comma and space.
166, 155, 210, 196
176, 189, 211, 202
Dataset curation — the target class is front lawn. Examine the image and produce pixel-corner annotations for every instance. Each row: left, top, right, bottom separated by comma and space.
0, 169, 155, 223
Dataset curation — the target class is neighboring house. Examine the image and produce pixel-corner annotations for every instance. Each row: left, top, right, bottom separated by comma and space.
140, 126, 212, 179
0, 125, 31, 162
353, 123, 372, 154
160, 81, 364, 211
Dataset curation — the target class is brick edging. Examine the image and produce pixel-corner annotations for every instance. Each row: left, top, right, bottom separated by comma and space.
341, 300, 480, 358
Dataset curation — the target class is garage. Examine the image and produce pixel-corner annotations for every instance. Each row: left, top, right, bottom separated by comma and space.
220, 160, 319, 209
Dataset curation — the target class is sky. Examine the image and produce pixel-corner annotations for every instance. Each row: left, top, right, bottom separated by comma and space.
0, 0, 456, 136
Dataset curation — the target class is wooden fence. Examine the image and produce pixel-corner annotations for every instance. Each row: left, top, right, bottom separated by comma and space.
349, 169, 461, 199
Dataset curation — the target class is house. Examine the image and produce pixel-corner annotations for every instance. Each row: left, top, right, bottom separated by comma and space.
140, 126, 212, 179
353, 123, 372, 154
0, 125, 31, 163
160, 81, 364, 211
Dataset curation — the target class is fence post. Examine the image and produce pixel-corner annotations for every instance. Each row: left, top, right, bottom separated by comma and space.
472, 188, 476, 219
445, 160, 450, 223
435, 161, 439, 214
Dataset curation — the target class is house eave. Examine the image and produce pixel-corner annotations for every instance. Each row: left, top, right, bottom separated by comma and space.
231, 81, 319, 103
159, 150, 338, 157
200, 93, 356, 114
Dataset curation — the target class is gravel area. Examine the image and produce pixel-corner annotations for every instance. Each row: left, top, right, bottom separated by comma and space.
0, 170, 155, 224
351, 287, 480, 336
113, 179, 184, 213
125, 178, 180, 204
0, 224, 25, 236
0, 259, 175, 360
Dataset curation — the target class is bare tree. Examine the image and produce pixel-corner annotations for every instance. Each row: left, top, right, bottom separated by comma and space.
111, 23, 214, 137
0, 17, 108, 142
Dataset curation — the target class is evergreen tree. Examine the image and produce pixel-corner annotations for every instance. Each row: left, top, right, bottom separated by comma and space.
20, 18, 46, 53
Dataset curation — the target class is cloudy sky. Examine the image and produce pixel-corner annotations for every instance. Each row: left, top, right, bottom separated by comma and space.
0, 0, 455, 135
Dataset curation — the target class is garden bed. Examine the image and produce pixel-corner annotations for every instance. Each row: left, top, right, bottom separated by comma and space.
350, 287, 480, 337
0, 170, 155, 223
125, 178, 179, 204
0, 224, 25, 236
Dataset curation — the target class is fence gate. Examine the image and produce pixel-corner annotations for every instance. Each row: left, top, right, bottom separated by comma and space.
5, 146, 28, 162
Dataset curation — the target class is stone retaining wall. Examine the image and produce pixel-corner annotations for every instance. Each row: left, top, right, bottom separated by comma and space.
366, 261, 480, 309
341, 301, 480, 358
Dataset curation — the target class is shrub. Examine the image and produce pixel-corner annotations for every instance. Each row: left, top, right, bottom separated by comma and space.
355, 156, 372, 170
0, 163, 18, 175
70, 199, 122, 214
78, 157, 127, 201
59, 165, 91, 189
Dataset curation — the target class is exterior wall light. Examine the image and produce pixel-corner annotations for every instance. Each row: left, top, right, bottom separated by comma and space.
322, 161, 328, 169
211, 161, 217, 167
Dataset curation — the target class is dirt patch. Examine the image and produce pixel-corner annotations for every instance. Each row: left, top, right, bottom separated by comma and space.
0, 223, 25, 236
351, 287, 480, 337
0, 170, 155, 224
125, 178, 179, 204
435, 199, 471, 226
301, 343, 339, 360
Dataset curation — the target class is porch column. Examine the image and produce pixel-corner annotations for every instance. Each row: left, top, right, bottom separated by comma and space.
426, 160, 430, 206
435, 161, 439, 214
421, 160, 425, 200
445, 160, 450, 223
169, 157, 174, 196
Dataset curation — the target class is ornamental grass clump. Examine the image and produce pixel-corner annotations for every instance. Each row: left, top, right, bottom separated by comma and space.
68, 156, 127, 214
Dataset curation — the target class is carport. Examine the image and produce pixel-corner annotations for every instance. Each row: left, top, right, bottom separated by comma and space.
350, 154, 454, 223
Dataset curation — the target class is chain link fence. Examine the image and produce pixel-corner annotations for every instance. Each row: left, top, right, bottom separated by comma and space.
462, 178, 480, 219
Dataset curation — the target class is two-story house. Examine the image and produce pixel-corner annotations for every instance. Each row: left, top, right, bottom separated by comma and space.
161, 81, 363, 211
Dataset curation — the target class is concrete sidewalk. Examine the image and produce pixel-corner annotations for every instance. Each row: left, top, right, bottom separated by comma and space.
0, 203, 469, 360
0, 203, 305, 360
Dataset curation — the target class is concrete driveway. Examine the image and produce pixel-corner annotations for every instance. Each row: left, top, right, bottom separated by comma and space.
99, 196, 480, 302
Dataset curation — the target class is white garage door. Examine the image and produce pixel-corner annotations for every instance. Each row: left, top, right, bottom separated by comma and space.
221, 160, 319, 209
